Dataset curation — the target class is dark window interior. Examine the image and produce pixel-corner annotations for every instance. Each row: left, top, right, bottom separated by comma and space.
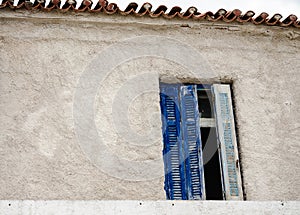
201, 128, 223, 200
197, 85, 224, 200
197, 85, 214, 118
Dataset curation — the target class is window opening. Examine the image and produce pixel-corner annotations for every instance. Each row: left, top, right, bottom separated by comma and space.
198, 85, 223, 200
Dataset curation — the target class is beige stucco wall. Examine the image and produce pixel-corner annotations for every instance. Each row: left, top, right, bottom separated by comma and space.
0, 10, 299, 200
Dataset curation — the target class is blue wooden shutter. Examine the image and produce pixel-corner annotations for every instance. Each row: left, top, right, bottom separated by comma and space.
180, 85, 205, 200
160, 84, 187, 200
212, 84, 243, 200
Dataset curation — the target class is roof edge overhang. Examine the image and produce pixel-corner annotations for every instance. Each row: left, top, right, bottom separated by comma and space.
0, 0, 299, 28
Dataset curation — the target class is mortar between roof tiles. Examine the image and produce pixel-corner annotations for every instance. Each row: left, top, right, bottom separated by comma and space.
0, 9, 294, 31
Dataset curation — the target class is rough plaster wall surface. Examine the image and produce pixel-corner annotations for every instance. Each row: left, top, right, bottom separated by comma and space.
0, 11, 300, 200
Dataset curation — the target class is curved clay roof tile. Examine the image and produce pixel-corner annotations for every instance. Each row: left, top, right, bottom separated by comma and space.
138, 2, 151, 13
1, 1, 299, 28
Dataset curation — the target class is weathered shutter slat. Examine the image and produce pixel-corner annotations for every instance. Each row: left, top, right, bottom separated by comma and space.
160, 84, 187, 200
180, 85, 205, 200
212, 84, 243, 200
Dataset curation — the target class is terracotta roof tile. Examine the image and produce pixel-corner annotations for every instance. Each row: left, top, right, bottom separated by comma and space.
1, 0, 299, 28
